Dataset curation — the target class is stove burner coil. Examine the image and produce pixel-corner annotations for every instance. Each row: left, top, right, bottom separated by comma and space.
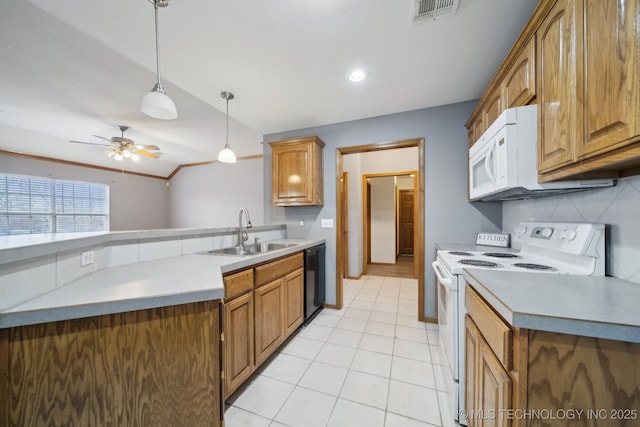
513, 263, 554, 270
449, 251, 473, 256
458, 259, 501, 268
483, 252, 520, 258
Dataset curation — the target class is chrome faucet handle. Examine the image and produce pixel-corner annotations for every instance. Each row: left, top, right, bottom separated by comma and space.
242, 230, 249, 242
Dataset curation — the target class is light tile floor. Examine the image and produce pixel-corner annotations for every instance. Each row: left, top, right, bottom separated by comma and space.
225, 275, 460, 427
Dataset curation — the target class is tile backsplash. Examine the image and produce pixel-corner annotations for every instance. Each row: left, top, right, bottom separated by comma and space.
502, 175, 640, 283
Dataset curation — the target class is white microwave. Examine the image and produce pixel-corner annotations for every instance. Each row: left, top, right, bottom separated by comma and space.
468, 105, 613, 201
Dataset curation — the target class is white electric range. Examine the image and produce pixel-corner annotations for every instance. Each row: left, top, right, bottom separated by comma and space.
432, 221, 606, 425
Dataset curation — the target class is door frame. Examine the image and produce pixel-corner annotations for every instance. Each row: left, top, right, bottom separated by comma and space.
335, 138, 426, 321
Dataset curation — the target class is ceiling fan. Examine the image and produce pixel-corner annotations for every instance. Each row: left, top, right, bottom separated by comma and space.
70, 126, 161, 162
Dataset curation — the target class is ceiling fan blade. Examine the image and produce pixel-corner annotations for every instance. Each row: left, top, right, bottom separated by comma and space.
70, 140, 113, 147
92, 134, 113, 143
136, 144, 161, 151
132, 147, 160, 159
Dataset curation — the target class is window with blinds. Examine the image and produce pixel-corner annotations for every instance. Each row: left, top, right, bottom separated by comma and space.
0, 174, 109, 235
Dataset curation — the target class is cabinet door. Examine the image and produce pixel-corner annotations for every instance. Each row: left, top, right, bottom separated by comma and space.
503, 37, 536, 109
483, 87, 503, 128
283, 267, 304, 337
478, 338, 512, 427
224, 292, 254, 398
473, 117, 485, 144
271, 137, 324, 206
577, 0, 640, 159
254, 279, 284, 365
465, 316, 482, 427
537, 0, 579, 172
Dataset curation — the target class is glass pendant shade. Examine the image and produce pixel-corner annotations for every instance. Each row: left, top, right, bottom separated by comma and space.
141, 85, 177, 120
218, 144, 237, 163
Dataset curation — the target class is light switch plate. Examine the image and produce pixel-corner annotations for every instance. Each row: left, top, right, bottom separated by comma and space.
321, 219, 334, 228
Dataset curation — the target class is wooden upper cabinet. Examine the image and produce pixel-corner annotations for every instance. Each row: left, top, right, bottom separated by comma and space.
270, 136, 325, 206
483, 86, 503, 130
538, 0, 640, 180
577, 0, 640, 160
467, 113, 485, 148
503, 37, 536, 110
537, 0, 578, 173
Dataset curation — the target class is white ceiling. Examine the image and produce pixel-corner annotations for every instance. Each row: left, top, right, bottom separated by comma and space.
0, 0, 539, 177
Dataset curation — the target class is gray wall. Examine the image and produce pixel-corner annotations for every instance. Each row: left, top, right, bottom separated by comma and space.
0, 154, 170, 230
264, 100, 502, 319
503, 175, 640, 283
169, 157, 264, 228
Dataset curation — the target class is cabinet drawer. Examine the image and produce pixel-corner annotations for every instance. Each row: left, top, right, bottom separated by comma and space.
466, 286, 512, 369
255, 252, 303, 288
224, 269, 254, 300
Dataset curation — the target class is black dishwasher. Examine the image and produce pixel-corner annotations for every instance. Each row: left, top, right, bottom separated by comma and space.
304, 243, 325, 322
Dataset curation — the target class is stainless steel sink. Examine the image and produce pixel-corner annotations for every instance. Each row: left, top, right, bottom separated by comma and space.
202, 242, 297, 256
206, 247, 255, 256
255, 242, 297, 252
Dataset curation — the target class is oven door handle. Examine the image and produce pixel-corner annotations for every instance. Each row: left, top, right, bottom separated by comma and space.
432, 260, 453, 287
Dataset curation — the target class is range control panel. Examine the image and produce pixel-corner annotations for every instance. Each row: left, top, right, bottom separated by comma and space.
512, 221, 604, 256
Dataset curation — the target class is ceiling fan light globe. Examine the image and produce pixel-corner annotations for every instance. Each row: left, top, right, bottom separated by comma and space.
122, 149, 132, 158
218, 145, 237, 163
105, 149, 115, 158
141, 89, 177, 120
131, 153, 140, 161
114, 152, 124, 161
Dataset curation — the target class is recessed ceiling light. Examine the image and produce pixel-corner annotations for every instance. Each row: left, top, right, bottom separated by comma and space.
348, 69, 368, 82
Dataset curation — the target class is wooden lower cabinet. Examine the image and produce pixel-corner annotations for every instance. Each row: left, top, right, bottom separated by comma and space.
466, 285, 640, 427
466, 316, 512, 427
223, 292, 254, 398
254, 278, 285, 365
0, 301, 222, 427
222, 253, 305, 398
283, 268, 304, 337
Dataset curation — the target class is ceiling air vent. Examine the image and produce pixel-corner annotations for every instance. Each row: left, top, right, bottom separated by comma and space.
414, 0, 459, 20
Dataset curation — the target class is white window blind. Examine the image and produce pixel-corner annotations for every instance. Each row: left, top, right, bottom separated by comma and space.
0, 174, 109, 235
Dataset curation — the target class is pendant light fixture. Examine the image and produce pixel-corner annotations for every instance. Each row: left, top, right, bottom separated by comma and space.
141, 0, 177, 120
218, 91, 237, 163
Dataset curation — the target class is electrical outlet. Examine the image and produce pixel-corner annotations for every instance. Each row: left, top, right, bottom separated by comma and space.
81, 250, 94, 267
321, 219, 334, 228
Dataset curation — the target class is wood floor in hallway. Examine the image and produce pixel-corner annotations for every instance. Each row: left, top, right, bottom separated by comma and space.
366, 255, 414, 279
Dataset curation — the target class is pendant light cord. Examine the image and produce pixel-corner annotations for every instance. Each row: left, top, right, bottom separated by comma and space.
153, 1, 162, 86
225, 97, 229, 147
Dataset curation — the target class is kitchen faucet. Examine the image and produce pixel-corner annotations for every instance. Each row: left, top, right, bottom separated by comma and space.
237, 208, 253, 250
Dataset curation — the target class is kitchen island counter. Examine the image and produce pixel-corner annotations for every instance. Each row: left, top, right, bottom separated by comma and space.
0, 236, 324, 329
464, 268, 640, 343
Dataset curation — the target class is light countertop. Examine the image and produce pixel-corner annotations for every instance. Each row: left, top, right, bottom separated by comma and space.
463, 269, 640, 343
0, 238, 324, 329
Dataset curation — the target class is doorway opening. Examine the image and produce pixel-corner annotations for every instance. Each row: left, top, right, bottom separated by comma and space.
334, 138, 426, 321
363, 172, 417, 279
